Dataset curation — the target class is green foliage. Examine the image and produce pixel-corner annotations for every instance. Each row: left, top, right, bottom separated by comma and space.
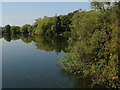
20, 35, 33, 44
90, 1, 111, 11
3, 33, 11, 42
59, 1, 120, 88
20, 24, 31, 35
34, 16, 65, 36
59, 54, 77, 73
2, 24, 11, 34
2, 9, 79, 37
0, 27, 2, 38
33, 10, 78, 36
33, 35, 68, 53
2, 32, 68, 53
10, 26, 20, 35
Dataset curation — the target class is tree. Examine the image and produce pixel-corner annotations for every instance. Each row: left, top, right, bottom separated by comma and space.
2, 24, 11, 34
10, 26, 20, 35
90, 0, 112, 11
20, 24, 31, 35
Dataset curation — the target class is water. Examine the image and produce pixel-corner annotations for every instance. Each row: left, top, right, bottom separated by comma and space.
2, 38, 71, 88
2, 35, 92, 88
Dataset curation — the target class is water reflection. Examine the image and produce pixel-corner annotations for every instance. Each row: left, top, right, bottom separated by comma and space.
59, 70, 92, 88
2, 33, 68, 53
2, 33, 74, 88
2, 33, 96, 88
59, 69, 109, 88
2, 33, 118, 89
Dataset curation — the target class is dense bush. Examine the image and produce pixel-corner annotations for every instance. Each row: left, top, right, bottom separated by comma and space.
59, 1, 120, 88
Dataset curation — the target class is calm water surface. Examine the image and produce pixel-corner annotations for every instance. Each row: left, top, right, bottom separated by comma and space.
2, 38, 92, 88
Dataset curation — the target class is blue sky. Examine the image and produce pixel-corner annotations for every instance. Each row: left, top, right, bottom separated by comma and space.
2, 2, 91, 26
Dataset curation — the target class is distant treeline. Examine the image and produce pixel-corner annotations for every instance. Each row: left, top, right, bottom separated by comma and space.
0, 10, 80, 38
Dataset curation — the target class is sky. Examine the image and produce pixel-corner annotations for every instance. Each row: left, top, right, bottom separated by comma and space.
2, 0, 90, 2
2, 2, 91, 26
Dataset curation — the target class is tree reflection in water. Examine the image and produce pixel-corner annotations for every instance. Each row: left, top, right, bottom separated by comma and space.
2, 33, 68, 54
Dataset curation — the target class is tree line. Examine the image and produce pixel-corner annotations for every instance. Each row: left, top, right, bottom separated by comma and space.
1, 10, 79, 38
